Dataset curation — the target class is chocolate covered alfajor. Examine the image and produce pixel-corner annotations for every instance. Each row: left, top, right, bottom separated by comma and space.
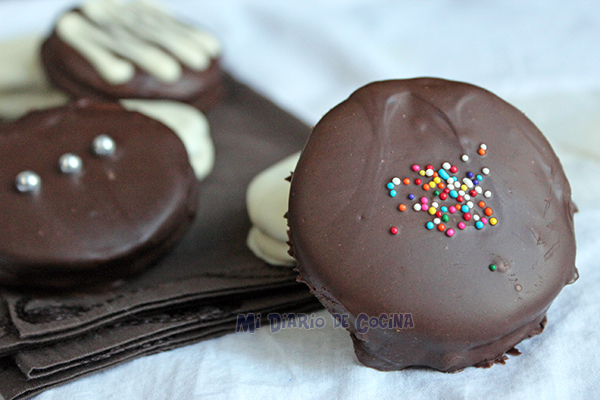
41, 0, 225, 111
288, 78, 578, 371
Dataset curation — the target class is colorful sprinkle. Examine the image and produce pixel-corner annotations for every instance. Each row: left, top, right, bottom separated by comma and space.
480, 144, 488, 150
438, 169, 450, 180
386, 144, 499, 239
390, 227, 399, 235
489, 263, 497, 271
478, 148, 486, 156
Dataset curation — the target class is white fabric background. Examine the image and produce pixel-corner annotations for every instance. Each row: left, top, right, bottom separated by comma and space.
1, 1, 599, 398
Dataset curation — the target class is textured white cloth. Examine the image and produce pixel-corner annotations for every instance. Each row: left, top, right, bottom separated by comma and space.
0, 1, 598, 399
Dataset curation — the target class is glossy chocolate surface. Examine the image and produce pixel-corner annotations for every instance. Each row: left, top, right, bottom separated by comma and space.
288, 78, 578, 371
0, 101, 198, 289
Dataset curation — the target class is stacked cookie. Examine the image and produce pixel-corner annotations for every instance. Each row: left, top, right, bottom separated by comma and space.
0, 1, 317, 398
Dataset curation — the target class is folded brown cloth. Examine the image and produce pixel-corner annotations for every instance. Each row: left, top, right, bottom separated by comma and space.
0, 298, 320, 400
0, 76, 315, 400
16, 286, 315, 379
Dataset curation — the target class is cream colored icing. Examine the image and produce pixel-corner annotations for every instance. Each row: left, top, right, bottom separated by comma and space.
56, 0, 221, 84
247, 225, 296, 267
246, 152, 300, 242
245, 152, 300, 266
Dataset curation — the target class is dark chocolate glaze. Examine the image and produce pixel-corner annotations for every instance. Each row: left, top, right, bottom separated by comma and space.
288, 78, 578, 371
0, 101, 199, 289
41, 9, 226, 111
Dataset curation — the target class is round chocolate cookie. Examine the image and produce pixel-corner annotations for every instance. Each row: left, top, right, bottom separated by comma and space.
288, 78, 578, 371
0, 100, 199, 290
41, 0, 225, 111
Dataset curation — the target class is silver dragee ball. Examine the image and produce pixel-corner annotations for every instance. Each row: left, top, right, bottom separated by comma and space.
59, 153, 83, 174
92, 134, 116, 156
15, 171, 41, 193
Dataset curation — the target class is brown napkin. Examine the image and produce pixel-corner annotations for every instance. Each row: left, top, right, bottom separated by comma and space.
0, 76, 315, 400
0, 294, 320, 400
15, 287, 317, 379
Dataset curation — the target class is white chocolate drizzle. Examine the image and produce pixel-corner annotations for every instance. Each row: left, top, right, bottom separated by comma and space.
56, 0, 221, 84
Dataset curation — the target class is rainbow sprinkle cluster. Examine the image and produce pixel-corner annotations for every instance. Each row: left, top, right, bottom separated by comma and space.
386, 144, 497, 238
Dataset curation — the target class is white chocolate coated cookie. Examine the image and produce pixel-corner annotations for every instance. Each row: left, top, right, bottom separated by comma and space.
0, 35, 69, 120
246, 152, 300, 266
